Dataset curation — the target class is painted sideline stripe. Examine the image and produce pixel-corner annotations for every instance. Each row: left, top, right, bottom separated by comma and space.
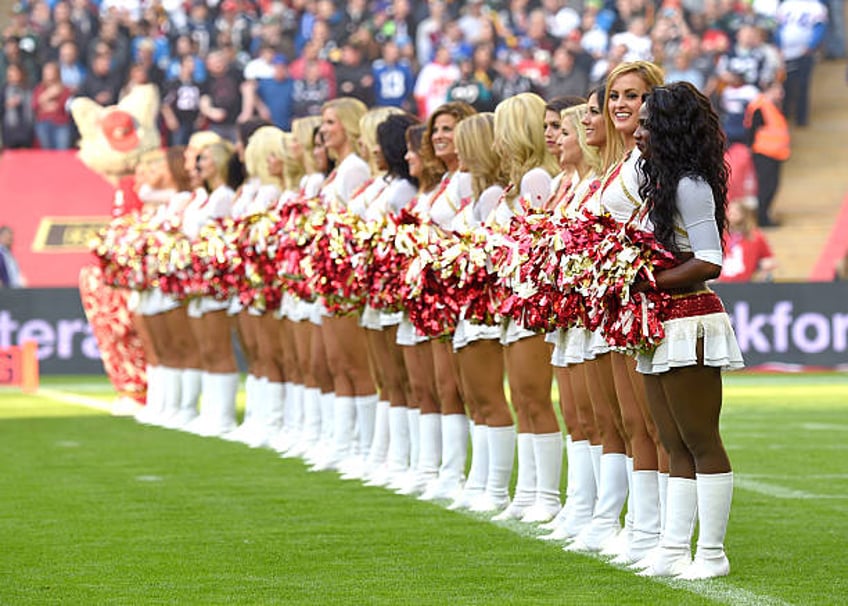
462, 512, 793, 606
735, 475, 847, 500
38, 388, 114, 413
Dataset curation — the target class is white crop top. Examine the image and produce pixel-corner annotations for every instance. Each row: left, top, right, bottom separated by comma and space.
600, 147, 644, 224
429, 171, 473, 230
181, 185, 235, 239
321, 153, 370, 209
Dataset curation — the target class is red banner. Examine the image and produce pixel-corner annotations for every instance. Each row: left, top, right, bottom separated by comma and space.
0, 150, 116, 287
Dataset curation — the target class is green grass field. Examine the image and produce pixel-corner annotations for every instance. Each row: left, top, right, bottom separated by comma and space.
1, 373, 846, 605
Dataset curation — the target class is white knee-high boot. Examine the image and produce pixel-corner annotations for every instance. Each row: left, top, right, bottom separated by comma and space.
378, 406, 410, 487
492, 432, 536, 521
590, 443, 603, 494
566, 452, 628, 552
247, 380, 284, 448
678, 472, 733, 580
448, 422, 488, 509
390, 408, 420, 491
420, 414, 467, 502
153, 366, 182, 427
638, 476, 697, 577
541, 434, 573, 531
339, 394, 378, 479
311, 396, 356, 471
521, 432, 564, 523
470, 425, 515, 514
167, 368, 201, 430
362, 400, 391, 481
615, 470, 661, 564
540, 439, 596, 541
400, 412, 441, 495
136, 365, 164, 425
604, 456, 635, 558
282, 387, 320, 457
186, 372, 239, 437
304, 392, 335, 465
224, 374, 263, 443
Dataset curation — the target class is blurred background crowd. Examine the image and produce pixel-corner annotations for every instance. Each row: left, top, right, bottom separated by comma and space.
0, 0, 844, 283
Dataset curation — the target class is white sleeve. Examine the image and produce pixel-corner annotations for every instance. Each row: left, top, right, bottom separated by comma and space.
208, 186, 235, 219
520, 168, 552, 210
475, 185, 504, 223
388, 180, 418, 213
676, 177, 723, 267
338, 161, 371, 204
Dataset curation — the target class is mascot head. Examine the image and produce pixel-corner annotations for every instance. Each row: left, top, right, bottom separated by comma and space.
71, 84, 161, 182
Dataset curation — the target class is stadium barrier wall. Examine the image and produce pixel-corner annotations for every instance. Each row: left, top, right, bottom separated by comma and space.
0, 284, 846, 375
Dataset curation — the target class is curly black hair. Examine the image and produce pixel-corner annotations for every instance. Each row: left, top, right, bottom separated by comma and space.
377, 112, 420, 185
637, 81, 729, 257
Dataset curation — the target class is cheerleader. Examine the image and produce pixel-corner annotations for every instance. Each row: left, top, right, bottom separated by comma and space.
361, 112, 422, 490
274, 117, 333, 459
341, 106, 408, 483
182, 140, 240, 437
310, 97, 379, 473
594, 61, 668, 564
226, 126, 288, 448
392, 124, 463, 501
134, 148, 200, 428
540, 103, 606, 541
446, 113, 514, 514
490, 93, 563, 524
414, 101, 477, 503
633, 82, 743, 579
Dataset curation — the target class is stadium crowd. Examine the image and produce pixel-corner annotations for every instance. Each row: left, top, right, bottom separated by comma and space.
0, 0, 840, 154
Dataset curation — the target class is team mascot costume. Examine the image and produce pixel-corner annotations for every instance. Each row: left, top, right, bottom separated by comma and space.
73, 84, 162, 415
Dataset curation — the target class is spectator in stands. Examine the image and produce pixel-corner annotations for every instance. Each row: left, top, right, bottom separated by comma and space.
291, 59, 331, 119
718, 200, 777, 282
79, 50, 121, 107
775, 0, 828, 127
457, 0, 490, 45
374, 0, 416, 52
414, 44, 461, 117
823, 0, 845, 59
744, 80, 791, 227
254, 54, 294, 130
166, 35, 208, 84
715, 22, 776, 90
32, 61, 72, 149
44, 19, 76, 65
0, 36, 38, 88
133, 38, 165, 92
56, 41, 84, 93
335, 40, 375, 107
1, 63, 34, 149
665, 49, 706, 90
162, 55, 202, 146
119, 63, 152, 100
415, 0, 448, 66
199, 50, 244, 142
719, 69, 760, 145
88, 19, 131, 77
338, 0, 370, 44
68, 0, 98, 54
610, 15, 653, 61
0, 226, 23, 288
491, 51, 538, 105
288, 40, 337, 98
447, 54, 495, 112
372, 39, 415, 112
185, 1, 214, 57
545, 45, 589, 99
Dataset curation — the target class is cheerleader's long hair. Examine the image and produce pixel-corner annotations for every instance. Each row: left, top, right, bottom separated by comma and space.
638, 81, 730, 257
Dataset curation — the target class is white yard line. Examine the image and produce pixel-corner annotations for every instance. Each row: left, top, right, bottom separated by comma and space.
735, 475, 848, 500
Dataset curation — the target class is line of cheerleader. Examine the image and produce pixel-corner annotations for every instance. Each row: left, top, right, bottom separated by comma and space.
92, 61, 745, 581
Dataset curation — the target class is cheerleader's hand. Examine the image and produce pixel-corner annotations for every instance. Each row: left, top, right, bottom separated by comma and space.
630, 280, 651, 294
